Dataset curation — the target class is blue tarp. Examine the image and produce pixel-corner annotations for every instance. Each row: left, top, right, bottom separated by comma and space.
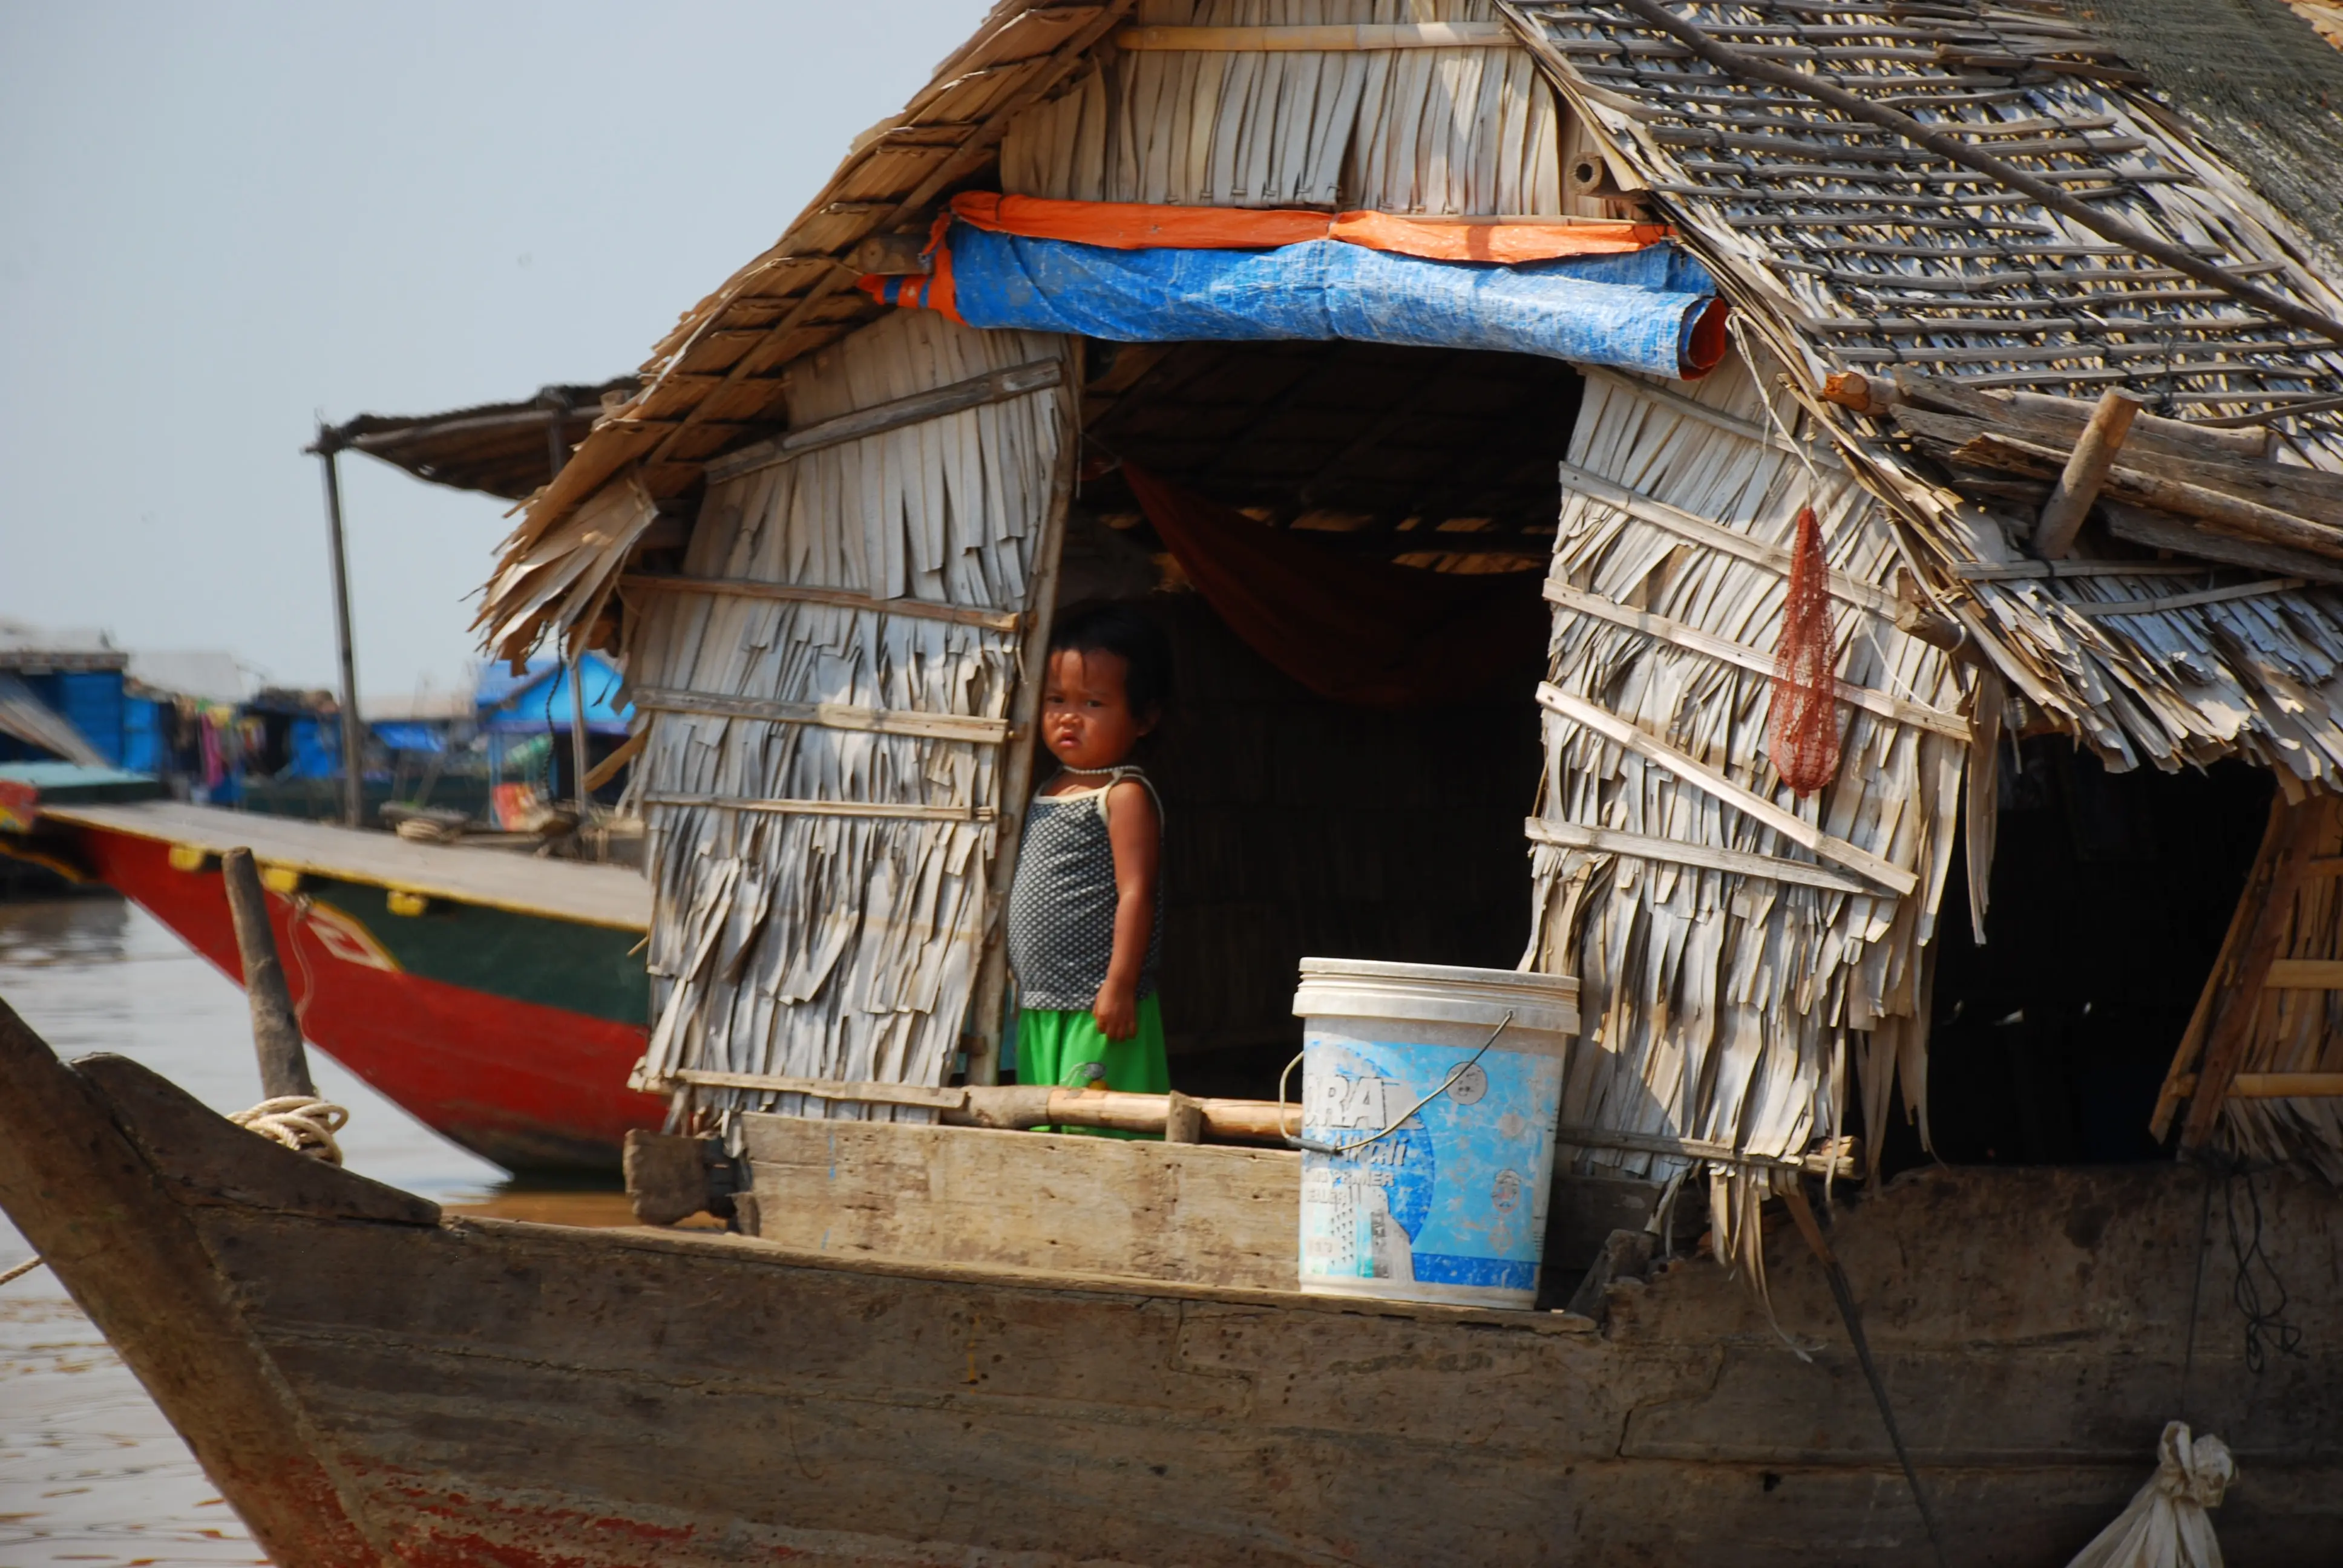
943, 226, 1723, 379
371, 722, 446, 754
478, 653, 632, 736
286, 715, 339, 779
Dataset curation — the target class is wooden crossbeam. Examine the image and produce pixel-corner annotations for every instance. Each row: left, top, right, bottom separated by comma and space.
1554, 460, 1902, 617
701, 359, 1064, 485
633, 687, 1009, 745
1542, 579, 1968, 738
1525, 817, 1872, 895
619, 574, 1021, 633
643, 795, 995, 825
2166, 1072, 2343, 1100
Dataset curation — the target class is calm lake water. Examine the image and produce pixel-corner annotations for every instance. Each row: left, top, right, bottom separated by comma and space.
0, 895, 617, 1567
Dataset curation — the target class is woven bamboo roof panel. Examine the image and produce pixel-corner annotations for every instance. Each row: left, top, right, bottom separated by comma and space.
1506, 0, 2343, 779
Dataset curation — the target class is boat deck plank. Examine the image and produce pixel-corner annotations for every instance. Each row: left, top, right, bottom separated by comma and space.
41, 800, 649, 930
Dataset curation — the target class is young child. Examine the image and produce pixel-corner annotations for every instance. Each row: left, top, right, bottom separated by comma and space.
1005, 603, 1172, 1123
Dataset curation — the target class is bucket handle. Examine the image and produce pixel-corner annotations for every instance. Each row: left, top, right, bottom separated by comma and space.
1277, 1010, 1515, 1157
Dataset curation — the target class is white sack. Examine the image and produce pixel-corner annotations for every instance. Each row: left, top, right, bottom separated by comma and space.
2065, 1422, 2233, 1568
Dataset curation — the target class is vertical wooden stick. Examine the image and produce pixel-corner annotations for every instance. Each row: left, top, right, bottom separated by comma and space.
2033, 390, 2143, 560
310, 436, 367, 829
220, 848, 316, 1100
1963, 667, 2004, 946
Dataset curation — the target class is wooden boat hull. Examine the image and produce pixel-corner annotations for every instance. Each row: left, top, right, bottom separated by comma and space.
10, 798, 658, 1172
1, 1002, 2338, 1567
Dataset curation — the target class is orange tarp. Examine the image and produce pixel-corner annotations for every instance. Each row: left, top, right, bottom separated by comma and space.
946, 193, 1671, 263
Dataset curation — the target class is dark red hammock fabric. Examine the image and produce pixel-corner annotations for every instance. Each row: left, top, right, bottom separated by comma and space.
1767, 505, 1843, 795
1119, 463, 1550, 708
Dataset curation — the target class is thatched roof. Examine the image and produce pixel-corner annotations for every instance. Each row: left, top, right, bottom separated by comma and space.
2059, 0, 2343, 267
480, 1, 2343, 786
1508, 2, 2343, 786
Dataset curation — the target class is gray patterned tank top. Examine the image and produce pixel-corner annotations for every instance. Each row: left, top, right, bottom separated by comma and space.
1006, 767, 1164, 1011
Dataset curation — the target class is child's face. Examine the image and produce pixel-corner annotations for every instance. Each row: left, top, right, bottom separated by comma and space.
1041, 648, 1154, 771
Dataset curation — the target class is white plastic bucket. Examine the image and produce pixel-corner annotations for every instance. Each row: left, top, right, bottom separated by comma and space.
1292, 958, 1579, 1310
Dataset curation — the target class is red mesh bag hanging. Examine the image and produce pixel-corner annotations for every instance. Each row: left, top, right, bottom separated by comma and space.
1768, 505, 1842, 796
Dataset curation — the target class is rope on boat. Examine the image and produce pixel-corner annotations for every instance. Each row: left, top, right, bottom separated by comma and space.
0, 1256, 45, 1289
229, 1096, 350, 1165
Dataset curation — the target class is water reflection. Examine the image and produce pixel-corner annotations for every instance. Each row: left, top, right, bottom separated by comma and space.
0, 895, 590, 1566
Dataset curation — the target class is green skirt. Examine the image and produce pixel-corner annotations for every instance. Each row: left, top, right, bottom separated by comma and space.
1014, 995, 1170, 1138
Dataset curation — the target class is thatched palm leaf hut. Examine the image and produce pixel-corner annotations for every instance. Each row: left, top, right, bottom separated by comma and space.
476, 0, 2343, 1249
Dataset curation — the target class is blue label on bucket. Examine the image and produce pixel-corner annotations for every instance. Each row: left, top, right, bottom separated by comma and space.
1298, 1028, 1561, 1304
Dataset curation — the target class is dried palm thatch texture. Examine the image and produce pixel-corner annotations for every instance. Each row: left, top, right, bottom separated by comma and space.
1527, 357, 1965, 1278
1508, 0, 2343, 787
629, 313, 1073, 1129
1000, 0, 1568, 212
476, 1, 1136, 661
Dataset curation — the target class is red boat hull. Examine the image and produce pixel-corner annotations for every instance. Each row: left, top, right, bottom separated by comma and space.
76, 826, 661, 1172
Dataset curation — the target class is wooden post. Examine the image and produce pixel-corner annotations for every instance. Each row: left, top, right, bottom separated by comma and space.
2032, 390, 2143, 560
537, 395, 596, 824
962, 341, 1079, 1086
310, 430, 367, 828
567, 654, 594, 820
220, 848, 316, 1100
2175, 796, 2319, 1152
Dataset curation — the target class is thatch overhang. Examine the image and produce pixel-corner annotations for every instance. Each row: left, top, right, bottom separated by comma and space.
322, 378, 638, 501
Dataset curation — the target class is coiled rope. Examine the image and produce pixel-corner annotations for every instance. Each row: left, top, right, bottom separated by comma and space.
228, 1096, 349, 1165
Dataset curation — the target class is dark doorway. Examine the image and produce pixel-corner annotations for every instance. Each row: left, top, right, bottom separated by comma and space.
1906, 739, 2272, 1170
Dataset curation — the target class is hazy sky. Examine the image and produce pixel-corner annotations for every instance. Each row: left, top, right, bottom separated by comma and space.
1, 1, 984, 699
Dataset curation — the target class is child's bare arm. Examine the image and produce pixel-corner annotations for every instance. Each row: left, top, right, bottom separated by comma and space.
1092, 780, 1161, 1040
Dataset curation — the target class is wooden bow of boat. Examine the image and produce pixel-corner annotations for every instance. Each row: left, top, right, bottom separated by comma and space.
4, 992, 2342, 1566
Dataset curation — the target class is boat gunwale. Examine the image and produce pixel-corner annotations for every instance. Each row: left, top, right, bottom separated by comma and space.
438, 1211, 1605, 1334
41, 800, 650, 932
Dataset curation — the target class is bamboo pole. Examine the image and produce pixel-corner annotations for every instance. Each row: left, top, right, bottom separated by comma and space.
220, 848, 315, 1100
309, 432, 366, 829
543, 406, 595, 825
2033, 390, 2142, 559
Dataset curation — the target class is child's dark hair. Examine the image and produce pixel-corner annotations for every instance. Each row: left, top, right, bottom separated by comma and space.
1050, 601, 1173, 718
